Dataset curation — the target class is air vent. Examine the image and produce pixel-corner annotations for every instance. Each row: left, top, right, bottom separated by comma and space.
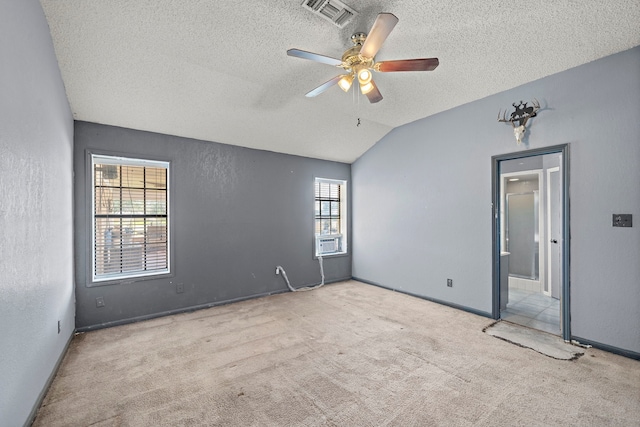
302, 0, 357, 28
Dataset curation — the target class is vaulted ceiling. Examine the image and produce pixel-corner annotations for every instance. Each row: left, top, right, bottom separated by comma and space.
40, 0, 640, 163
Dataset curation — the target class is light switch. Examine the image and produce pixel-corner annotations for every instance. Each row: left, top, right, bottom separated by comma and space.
612, 214, 632, 227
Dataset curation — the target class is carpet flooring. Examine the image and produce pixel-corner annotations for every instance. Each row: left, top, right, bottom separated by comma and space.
34, 280, 640, 426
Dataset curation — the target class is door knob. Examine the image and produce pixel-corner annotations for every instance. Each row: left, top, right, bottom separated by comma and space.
550, 239, 558, 244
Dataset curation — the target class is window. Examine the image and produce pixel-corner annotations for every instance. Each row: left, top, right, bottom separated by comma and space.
92, 154, 170, 282
314, 178, 347, 256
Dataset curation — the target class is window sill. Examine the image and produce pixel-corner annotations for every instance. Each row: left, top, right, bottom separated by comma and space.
86, 271, 174, 287
314, 251, 348, 259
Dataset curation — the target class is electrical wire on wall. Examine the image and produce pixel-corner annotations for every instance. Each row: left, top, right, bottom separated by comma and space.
276, 256, 325, 292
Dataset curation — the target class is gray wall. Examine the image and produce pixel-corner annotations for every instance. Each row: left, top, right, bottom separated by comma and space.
74, 122, 351, 329
352, 46, 640, 354
0, 0, 75, 425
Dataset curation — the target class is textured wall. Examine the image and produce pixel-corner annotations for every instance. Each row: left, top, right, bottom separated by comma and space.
352, 46, 640, 354
74, 122, 351, 329
0, 0, 75, 425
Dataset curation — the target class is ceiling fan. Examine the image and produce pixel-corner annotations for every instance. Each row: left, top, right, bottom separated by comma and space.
287, 13, 439, 103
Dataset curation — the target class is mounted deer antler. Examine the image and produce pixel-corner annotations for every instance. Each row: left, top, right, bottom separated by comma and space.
498, 99, 540, 144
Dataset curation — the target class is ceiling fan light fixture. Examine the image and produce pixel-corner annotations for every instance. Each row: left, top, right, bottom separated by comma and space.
357, 68, 372, 85
360, 81, 374, 95
338, 74, 354, 92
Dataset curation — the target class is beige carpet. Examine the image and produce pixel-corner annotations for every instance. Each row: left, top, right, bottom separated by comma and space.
34, 280, 640, 426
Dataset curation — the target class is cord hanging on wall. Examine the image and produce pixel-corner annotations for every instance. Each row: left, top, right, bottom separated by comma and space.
275, 256, 325, 292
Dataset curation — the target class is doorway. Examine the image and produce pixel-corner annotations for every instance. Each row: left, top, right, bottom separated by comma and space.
492, 145, 570, 340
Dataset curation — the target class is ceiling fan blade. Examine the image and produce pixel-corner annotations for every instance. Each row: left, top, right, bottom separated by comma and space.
364, 79, 383, 103
287, 49, 343, 67
360, 13, 399, 59
305, 75, 342, 97
376, 58, 439, 72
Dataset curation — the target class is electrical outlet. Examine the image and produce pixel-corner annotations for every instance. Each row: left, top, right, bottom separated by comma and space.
96, 296, 105, 308
57, 320, 61, 334
176, 283, 184, 293
447, 279, 453, 287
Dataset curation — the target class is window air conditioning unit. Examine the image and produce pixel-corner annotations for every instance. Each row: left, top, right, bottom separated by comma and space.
316, 235, 342, 255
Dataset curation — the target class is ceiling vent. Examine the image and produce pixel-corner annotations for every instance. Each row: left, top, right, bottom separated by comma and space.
302, 0, 358, 28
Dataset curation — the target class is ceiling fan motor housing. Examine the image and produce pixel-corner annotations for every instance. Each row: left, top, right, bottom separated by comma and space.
342, 33, 374, 75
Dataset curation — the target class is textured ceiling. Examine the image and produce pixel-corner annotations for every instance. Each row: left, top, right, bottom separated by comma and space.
40, 0, 640, 163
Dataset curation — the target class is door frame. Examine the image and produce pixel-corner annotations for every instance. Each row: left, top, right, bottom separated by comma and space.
491, 144, 571, 341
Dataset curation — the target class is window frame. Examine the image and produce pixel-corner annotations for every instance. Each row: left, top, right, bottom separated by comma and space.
314, 177, 348, 257
88, 153, 172, 286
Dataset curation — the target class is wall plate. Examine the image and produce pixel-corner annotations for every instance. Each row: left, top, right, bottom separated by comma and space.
612, 214, 632, 227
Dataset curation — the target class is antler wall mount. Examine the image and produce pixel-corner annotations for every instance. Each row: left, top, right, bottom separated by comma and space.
498, 99, 541, 145
287, 13, 439, 103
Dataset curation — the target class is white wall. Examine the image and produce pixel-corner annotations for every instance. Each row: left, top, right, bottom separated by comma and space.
353, 46, 640, 354
0, 0, 75, 424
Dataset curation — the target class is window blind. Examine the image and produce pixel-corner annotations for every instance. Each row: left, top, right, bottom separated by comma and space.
315, 180, 341, 235
93, 156, 169, 281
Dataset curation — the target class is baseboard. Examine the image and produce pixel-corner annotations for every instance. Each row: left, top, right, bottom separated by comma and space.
571, 336, 640, 360
288, 276, 352, 290
76, 277, 353, 332
77, 288, 292, 332
353, 277, 493, 319
24, 332, 74, 427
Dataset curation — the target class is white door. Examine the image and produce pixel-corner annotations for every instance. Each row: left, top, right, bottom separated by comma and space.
547, 167, 562, 300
